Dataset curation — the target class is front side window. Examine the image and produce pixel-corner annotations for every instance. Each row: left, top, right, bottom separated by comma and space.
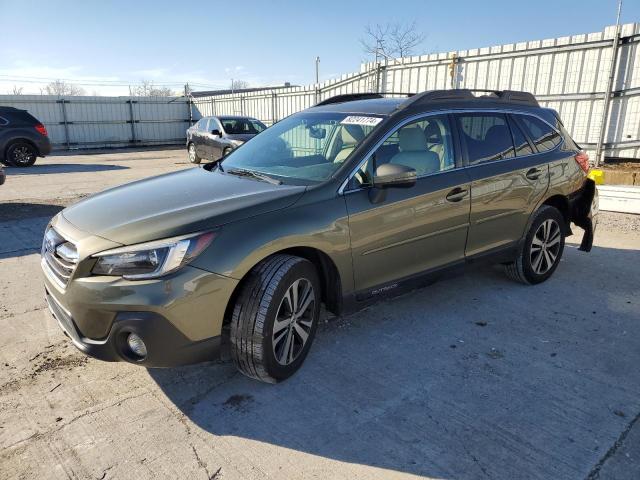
457, 113, 515, 165
220, 112, 381, 184
517, 115, 561, 152
351, 115, 455, 188
220, 117, 267, 135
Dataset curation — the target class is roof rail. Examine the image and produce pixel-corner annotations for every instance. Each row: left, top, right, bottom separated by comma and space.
399, 89, 539, 109
315, 92, 414, 107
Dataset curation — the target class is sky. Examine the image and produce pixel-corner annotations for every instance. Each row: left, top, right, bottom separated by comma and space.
0, 0, 638, 96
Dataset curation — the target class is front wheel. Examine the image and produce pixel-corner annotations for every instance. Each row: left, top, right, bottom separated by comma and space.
187, 143, 201, 164
6, 142, 37, 167
504, 205, 566, 285
230, 255, 321, 383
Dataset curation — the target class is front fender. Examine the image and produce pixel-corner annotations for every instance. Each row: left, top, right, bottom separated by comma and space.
190, 195, 354, 293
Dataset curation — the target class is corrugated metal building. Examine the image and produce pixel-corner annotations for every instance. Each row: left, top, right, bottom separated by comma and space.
193, 23, 640, 162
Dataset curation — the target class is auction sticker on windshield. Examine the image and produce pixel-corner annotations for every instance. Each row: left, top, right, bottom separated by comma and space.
340, 116, 383, 126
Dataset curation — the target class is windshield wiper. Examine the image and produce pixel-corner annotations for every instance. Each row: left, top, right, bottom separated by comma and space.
226, 168, 282, 185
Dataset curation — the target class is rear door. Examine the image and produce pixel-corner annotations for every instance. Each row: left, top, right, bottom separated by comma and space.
456, 111, 549, 257
344, 113, 471, 293
193, 119, 209, 158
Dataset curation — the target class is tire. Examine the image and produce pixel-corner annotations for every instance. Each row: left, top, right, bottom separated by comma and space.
230, 254, 321, 383
187, 143, 201, 164
504, 205, 566, 285
6, 141, 37, 167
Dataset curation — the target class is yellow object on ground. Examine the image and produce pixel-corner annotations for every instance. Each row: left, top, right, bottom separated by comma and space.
588, 169, 604, 185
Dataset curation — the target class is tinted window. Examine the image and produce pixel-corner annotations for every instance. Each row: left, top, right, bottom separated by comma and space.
458, 113, 515, 164
351, 115, 455, 188
220, 118, 267, 134
508, 117, 534, 156
518, 115, 561, 152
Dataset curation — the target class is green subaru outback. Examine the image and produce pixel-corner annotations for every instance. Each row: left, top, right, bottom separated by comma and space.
42, 90, 598, 383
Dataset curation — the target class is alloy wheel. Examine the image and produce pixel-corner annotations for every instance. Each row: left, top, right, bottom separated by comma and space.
272, 278, 315, 366
530, 219, 561, 275
188, 144, 196, 162
11, 145, 35, 165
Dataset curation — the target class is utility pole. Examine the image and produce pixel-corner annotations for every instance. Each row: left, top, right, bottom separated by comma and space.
595, 0, 623, 167
315, 56, 320, 85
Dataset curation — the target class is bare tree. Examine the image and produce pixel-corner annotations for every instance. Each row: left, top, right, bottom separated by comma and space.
45, 80, 85, 96
230, 79, 249, 91
361, 21, 425, 60
130, 80, 175, 97
10, 85, 24, 95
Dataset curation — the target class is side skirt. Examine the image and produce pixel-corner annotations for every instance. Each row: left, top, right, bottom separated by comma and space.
340, 242, 518, 316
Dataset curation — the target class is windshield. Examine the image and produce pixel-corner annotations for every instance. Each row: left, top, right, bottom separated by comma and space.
221, 112, 382, 184
220, 117, 266, 135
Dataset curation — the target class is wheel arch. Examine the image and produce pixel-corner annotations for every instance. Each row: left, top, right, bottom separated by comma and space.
4, 137, 39, 158
540, 194, 571, 233
222, 246, 343, 327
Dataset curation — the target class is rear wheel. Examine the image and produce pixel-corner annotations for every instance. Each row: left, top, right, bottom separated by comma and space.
6, 142, 37, 167
230, 255, 321, 383
187, 143, 200, 164
505, 205, 565, 285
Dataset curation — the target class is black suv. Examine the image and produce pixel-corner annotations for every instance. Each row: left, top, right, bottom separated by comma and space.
0, 107, 52, 167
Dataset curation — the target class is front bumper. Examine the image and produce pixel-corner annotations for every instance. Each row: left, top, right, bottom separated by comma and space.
43, 261, 238, 367
46, 291, 222, 366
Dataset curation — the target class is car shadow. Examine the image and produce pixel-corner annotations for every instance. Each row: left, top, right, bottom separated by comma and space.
5, 163, 129, 175
148, 242, 640, 479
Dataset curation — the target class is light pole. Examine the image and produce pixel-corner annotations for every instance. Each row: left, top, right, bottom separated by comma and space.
315, 57, 320, 85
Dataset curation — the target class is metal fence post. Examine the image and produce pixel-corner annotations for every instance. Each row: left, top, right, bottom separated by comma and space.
127, 99, 137, 144
57, 98, 71, 150
595, 25, 622, 167
271, 92, 277, 124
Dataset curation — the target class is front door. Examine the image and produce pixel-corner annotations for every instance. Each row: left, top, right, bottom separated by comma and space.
455, 112, 550, 256
344, 114, 471, 293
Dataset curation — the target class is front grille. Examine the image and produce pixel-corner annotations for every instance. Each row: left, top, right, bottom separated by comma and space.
42, 227, 78, 288
45, 289, 81, 343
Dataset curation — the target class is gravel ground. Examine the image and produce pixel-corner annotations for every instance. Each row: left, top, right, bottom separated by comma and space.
0, 148, 639, 480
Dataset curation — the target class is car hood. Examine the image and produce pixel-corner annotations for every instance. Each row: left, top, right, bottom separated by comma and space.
61, 167, 305, 245
226, 133, 255, 142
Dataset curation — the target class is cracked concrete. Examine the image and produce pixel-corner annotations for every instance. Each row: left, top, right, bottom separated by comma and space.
1, 149, 639, 479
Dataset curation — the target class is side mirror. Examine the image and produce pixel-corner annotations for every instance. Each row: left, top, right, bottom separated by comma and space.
373, 163, 417, 189
211, 129, 222, 137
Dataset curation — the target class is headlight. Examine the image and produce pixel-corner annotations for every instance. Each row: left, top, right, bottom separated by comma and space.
91, 232, 215, 280
229, 139, 244, 147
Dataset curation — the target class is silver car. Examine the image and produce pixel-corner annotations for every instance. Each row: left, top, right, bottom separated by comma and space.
186, 115, 267, 164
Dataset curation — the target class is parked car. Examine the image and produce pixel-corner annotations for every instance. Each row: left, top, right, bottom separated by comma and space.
0, 107, 51, 167
42, 89, 597, 383
186, 115, 267, 164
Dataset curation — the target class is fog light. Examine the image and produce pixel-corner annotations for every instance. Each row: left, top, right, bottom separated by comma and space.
127, 333, 147, 358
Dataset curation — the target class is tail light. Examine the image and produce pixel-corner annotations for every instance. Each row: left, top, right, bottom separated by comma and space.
574, 151, 590, 173
35, 124, 48, 136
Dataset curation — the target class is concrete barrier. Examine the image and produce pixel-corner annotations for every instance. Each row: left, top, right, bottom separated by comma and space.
597, 185, 640, 214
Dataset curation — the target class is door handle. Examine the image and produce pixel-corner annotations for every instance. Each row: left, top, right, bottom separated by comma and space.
446, 187, 469, 203
526, 167, 542, 180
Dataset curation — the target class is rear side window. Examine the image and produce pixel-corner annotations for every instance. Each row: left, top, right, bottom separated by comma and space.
457, 113, 515, 165
507, 117, 534, 156
198, 119, 210, 131
517, 115, 561, 152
